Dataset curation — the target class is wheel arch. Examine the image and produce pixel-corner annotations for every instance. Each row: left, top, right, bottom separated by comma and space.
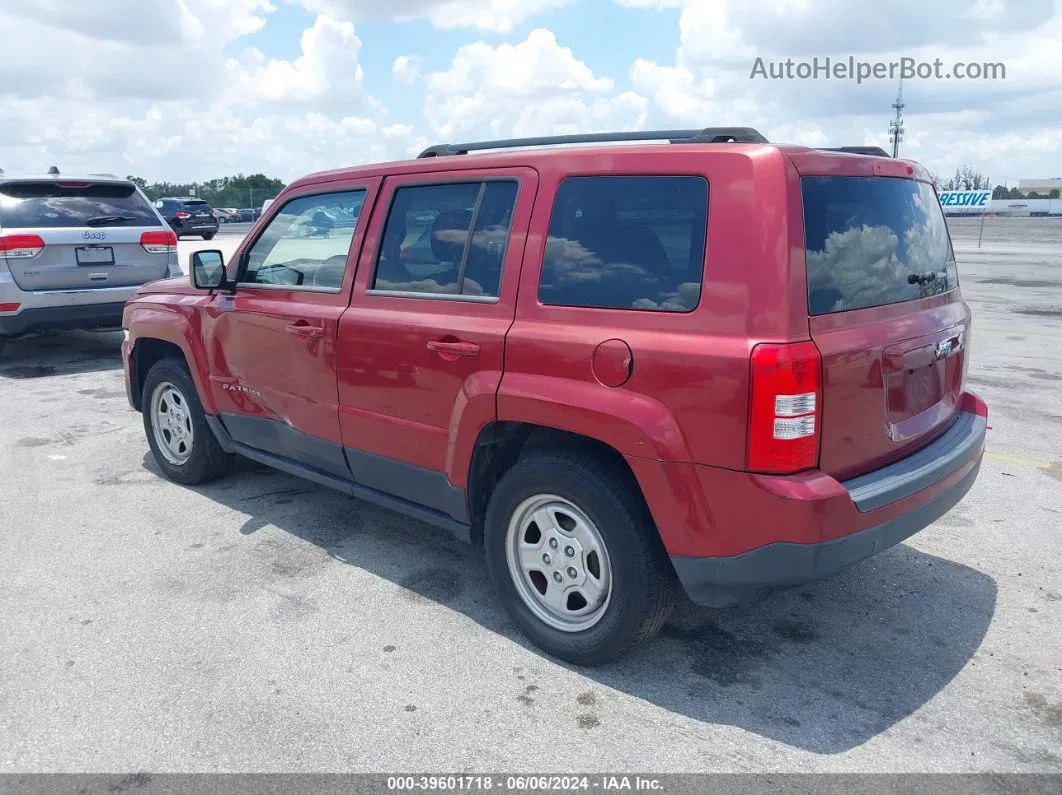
466, 421, 647, 545
127, 307, 212, 414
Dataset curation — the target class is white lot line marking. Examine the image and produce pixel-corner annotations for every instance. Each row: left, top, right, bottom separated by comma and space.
46, 454, 66, 461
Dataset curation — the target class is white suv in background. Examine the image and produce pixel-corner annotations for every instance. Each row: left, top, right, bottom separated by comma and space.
0, 169, 181, 358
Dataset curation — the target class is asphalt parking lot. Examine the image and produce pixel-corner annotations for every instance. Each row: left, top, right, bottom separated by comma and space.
1, 217, 1059, 772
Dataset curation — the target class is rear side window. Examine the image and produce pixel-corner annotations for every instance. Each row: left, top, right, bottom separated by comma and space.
539, 176, 708, 312
0, 181, 160, 228
802, 177, 957, 315
372, 180, 518, 298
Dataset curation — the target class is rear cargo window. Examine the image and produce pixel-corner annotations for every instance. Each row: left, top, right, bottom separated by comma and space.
802, 177, 957, 315
0, 181, 160, 228
539, 176, 708, 312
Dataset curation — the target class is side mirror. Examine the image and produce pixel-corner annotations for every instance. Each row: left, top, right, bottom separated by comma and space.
190, 250, 227, 290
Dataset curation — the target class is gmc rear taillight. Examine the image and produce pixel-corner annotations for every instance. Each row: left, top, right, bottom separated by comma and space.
175, 212, 190, 220
140, 229, 178, 254
0, 234, 45, 259
748, 341, 822, 474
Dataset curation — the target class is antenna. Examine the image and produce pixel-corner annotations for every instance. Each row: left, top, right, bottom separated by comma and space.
48, 165, 60, 175
888, 78, 905, 159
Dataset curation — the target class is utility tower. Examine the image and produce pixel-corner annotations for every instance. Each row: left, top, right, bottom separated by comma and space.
889, 78, 905, 158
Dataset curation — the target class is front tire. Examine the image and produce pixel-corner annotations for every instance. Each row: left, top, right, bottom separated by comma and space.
142, 358, 233, 485
484, 450, 678, 666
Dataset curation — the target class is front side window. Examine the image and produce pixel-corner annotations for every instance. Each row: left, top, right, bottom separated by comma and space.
538, 176, 709, 312
372, 180, 518, 298
242, 190, 366, 290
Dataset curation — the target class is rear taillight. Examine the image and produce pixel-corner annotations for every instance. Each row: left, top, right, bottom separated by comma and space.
175, 212, 190, 220
0, 234, 45, 259
140, 229, 178, 254
748, 341, 822, 474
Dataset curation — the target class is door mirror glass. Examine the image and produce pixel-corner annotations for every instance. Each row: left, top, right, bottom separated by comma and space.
191, 250, 226, 289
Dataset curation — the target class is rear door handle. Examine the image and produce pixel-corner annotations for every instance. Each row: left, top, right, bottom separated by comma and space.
427, 340, 480, 358
287, 321, 324, 339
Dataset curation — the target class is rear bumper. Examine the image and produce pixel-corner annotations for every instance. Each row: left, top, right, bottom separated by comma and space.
642, 392, 988, 607
0, 301, 127, 335
671, 456, 981, 607
172, 221, 218, 235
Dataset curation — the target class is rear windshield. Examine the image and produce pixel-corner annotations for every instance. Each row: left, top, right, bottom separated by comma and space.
182, 200, 213, 212
801, 177, 957, 315
0, 181, 160, 229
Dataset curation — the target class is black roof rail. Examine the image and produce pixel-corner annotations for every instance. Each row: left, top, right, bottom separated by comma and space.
417, 127, 769, 158
824, 146, 892, 157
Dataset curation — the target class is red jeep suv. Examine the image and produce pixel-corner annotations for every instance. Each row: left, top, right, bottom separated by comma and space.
122, 128, 987, 665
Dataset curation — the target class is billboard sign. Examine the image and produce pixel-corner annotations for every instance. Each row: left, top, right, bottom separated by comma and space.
937, 190, 991, 210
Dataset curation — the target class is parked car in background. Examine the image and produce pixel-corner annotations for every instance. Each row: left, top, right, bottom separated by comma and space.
121, 128, 986, 665
237, 208, 257, 222
261, 198, 275, 215
0, 169, 179, 357
155, 197, 219, 239
214, 208, 239, 224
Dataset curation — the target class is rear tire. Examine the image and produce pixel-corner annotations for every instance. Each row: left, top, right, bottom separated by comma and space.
142, 357, 233, 485
202, 232, 215, 241
484, 450, 678, 666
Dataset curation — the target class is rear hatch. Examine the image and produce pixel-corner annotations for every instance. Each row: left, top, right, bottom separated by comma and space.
0, 180, 173, 290
180, 200, 217, 229
800, 170, 968, 481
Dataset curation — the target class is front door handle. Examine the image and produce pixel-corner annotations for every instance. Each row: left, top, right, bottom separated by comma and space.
427, 340, 480, 359
287, 321, 324, 339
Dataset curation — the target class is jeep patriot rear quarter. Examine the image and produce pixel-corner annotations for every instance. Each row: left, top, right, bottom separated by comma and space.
122, 128, 986, 665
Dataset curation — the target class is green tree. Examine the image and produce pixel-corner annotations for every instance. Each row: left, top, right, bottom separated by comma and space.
121, 173, 287, 207
940, 165, 990, 191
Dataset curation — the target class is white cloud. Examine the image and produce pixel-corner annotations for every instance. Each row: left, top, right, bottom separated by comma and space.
0, 1, 412, 181
393, 55, 421, 85
297, 0, 574, 32
424, 29, 629, 139
3, 0, 1062, 187
613, 0, 690, 8
628, 0, 1062, 179
224, 14, 367, 107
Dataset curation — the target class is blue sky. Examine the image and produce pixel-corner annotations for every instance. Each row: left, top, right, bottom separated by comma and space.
234, 0, 682, 131
1, 0, 1059, 184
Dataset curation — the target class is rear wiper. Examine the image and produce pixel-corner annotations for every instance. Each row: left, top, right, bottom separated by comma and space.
85, 215, 135, 226
907, 271, 941, 286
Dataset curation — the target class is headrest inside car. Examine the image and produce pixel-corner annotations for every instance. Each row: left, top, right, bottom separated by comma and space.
430, 209, 473, 263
